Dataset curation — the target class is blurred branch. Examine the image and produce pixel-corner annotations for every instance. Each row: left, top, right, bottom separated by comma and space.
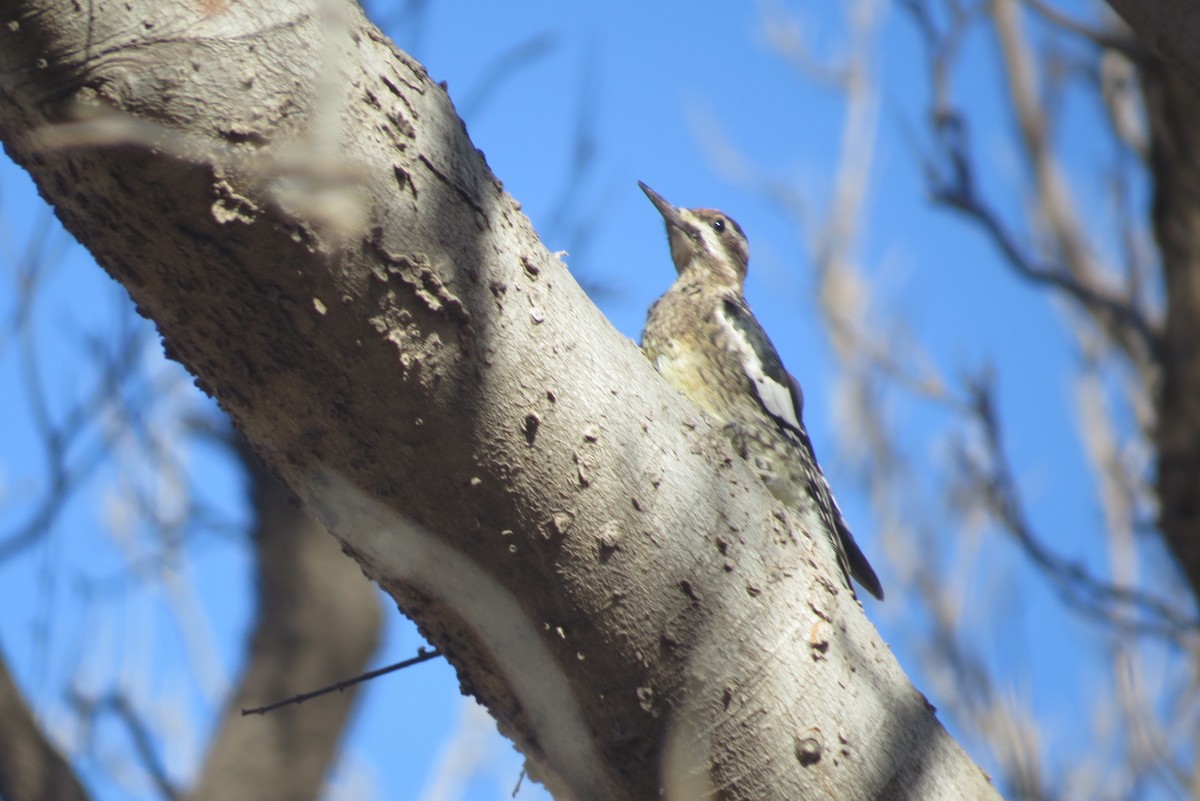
922, 118, 1159, 361
1021, 0, 1143, 57
68, 689, 179, 801
186, 438, 383, 801
762, 1, 1199, 797
367, 0, 432, 61
900, 2, 1194, 626
1099, 48, 1151, 162
902, 0, 1161, 370
417, 701, 503, 801
457, 31, 558, 121
0, 644, 91, 801
759, 2, 855, 89
958, 370, 1194, 634
0, 207, 60, 352
0, 292, 148, 564
991, 0, 1160, 369
897, 0, 978, 117
542, 38, 613, 292
915, 579, 1051, 801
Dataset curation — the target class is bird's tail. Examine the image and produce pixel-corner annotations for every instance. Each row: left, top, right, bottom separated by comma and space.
836, 521, 884, 601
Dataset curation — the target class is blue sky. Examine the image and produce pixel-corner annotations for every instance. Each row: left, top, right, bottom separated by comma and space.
0, 1, 1170, 799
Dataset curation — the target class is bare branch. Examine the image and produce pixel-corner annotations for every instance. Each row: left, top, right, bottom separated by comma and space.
991, 0, 1160, 368
68, 690, 180, 801
752, 8, 1058, 793
0, 647, 91, 801
959, 371, 1194, 634
242, 647, 440, 717
0, 295, 147, 563
457, 32, 558, 121
1021, 0, 1144, 58
1141, 61, 1200, 606
926, 146, 1160, 360
189, 440, 383, 801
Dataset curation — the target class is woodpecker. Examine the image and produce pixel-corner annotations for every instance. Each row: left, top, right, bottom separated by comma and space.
638, 181, 883, 601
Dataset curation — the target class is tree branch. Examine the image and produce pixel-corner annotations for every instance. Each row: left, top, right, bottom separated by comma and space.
0, 645, 91, 801
1141, 62, 1200, 605
187, 439, 383, 801
241, 647, 440, 717
0, 3, 999, 798
959, 372, 1194, 634
68, 690, 180, 801
1103, 0, 1200, 93
1022, 0, 1144, 58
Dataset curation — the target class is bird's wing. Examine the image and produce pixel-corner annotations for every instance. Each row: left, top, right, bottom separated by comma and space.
719, 297, 805, 433
718, 296, 884, 600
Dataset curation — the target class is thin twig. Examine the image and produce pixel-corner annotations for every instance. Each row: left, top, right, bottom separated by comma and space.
241, 647, 442, 716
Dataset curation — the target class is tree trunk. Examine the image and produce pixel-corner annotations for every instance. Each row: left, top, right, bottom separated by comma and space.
1105, 1, 1200, 92
1142, 65, 1200, 604
0, 2, 998, 798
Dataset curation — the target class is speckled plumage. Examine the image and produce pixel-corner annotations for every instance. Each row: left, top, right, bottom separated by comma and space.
638, 182, 883, 601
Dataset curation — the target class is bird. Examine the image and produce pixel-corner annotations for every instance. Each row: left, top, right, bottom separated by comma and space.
638, 181, 883, 601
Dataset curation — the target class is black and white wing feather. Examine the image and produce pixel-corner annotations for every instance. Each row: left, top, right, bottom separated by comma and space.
718, 297, 884, 600
720, 298, 804, 431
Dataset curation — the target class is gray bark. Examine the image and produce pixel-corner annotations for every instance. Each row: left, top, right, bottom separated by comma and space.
0, 1, 998, 799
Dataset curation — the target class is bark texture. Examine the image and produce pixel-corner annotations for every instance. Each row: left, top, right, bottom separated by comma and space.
0, 2, 998, 799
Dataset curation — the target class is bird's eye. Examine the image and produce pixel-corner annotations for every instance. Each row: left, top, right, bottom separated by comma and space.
712, 218, 726, 234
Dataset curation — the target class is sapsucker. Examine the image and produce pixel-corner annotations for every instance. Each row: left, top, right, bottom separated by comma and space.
638, 181, 884, 601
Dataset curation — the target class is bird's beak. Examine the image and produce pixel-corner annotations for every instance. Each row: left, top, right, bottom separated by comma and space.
638, 181, 688, 231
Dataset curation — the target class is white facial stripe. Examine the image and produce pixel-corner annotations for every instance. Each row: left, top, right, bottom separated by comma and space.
681, 209, 720, 257
716, 309, 803, 431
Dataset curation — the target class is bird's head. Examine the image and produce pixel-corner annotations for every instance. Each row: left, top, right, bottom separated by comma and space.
639, 181, 749, 291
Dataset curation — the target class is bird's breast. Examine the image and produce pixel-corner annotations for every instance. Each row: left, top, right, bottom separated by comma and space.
643, 309, 755, 424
